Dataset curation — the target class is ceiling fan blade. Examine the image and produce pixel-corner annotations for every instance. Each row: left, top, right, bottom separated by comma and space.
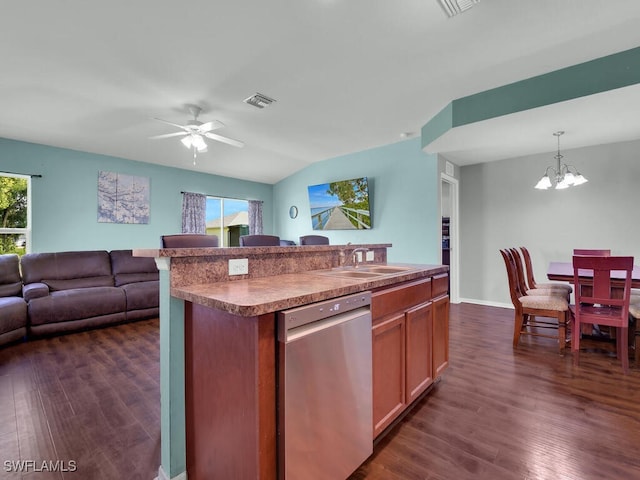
150, 131, 189, 139
199, 120, 225, 133
204, 132, 245, 148
152, 117, 189, 130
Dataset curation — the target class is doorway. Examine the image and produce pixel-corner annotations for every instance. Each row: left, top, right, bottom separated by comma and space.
441, 173, 459, 303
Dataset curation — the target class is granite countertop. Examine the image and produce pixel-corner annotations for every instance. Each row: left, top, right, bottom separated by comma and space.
135, 243, 392, 258
171, 263, 448, 316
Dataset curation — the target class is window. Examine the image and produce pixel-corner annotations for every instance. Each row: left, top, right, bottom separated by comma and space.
205, 197, 249, 247
0, 172, 30, 255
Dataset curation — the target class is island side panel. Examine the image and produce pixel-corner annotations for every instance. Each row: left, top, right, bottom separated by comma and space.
184, 302, 277, 480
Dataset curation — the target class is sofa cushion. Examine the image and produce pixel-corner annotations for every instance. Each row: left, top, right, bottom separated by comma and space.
121, 280, 159, 310
28, 286, 126, 326
0, 254, 22, 297
44, 276, 114, 291
22, 282, 50, 302
0, 297, 27, 334
110, 250, 159, 286
21, 251, 113, 287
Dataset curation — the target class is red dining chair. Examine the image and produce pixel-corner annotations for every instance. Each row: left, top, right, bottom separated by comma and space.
519, 247, 572, 296
570, 255, 633, 374
573, 249, 611, 256
500, 249, 570, 353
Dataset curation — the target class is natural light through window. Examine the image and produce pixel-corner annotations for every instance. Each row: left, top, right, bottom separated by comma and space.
205, 196, 249, 247
0, 172, 30, 255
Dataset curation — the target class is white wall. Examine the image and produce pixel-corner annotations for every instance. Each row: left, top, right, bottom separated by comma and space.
459, 138, 640, 306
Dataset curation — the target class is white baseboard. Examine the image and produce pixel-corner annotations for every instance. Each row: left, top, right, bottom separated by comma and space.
458, 297, 513, 309
155, 466, 187, 480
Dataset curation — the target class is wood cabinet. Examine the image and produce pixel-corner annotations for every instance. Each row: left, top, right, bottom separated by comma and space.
372, 313, 406, 435
405, 302, 434, 403
371, 276, 448, 438
432, 273, 450, 378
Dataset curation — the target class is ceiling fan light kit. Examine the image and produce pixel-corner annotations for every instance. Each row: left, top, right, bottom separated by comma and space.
181, 134, 208, 152
151, 104, 244, 164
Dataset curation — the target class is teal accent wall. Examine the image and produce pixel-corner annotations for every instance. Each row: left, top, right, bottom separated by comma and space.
0, 138, 273, 252
454, 46, 640, 126
421, 103, 453, 150
422, 45, 640, 149
274, 138, 441, 264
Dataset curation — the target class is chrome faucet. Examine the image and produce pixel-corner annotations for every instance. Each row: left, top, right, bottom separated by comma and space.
350, 247, 369, 268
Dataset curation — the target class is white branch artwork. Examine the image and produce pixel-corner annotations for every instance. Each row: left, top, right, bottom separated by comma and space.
98, 171, 150, 224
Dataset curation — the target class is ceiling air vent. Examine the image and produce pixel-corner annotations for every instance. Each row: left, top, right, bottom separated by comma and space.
243, 93, 276, 109
437, 0, 480, 18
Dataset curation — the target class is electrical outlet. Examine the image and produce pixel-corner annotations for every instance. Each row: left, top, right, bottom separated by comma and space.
355, 251, 363, 263
229, 258, 249, 275
365, 251, 374, 261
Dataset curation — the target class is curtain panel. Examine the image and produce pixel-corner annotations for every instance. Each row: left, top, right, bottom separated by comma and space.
181, 192, 206, 234
248, 200, 263, 235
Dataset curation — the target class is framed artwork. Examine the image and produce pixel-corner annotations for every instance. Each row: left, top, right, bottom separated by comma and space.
307, 177, 371, 230
98, 171, 150, 224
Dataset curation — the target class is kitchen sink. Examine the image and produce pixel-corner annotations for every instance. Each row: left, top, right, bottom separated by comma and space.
358, 266, 412, 274
311, 265, 413, 279
316, 270, 384, 279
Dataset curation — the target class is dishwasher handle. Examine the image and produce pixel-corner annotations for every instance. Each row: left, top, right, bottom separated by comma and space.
281, 306, 371, 343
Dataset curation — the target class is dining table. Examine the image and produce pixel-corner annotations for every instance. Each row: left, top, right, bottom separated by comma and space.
547, 261, 640, 291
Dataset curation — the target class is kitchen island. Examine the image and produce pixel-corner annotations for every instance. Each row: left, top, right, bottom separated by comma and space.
135, 244, 448, 480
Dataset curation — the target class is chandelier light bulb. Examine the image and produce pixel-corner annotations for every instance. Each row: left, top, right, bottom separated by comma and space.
534, 175, 552, 190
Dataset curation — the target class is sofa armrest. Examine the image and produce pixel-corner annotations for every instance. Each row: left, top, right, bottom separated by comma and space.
23, 282, 50, 302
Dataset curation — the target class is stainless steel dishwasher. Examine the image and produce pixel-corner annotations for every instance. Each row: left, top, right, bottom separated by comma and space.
278, 291, 372, 480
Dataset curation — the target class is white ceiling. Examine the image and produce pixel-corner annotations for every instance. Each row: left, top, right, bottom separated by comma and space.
1, 1, 640, 184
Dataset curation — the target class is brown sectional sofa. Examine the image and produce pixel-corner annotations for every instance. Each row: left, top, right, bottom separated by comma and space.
0, 249, 158, 344
0, 254, 28, 345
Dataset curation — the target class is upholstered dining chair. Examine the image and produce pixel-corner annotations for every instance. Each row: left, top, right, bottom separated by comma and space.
239, 234, 280, 246
161, 234, 219, 248
500, 249, 570, 353
519, 247, 572, 296
299, 235, 329, 245
508, 249, 568, 299
570, 255, 633, 374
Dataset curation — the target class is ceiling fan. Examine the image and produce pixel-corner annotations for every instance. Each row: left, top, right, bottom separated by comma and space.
151, 105, 244, 162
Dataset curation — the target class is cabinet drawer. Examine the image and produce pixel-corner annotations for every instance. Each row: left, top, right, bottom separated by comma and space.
432, 273, 448, 298
372, 278, 431, 321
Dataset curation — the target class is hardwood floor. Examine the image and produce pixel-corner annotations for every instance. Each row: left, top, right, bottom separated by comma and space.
1, 304, 639, 479
0, 320, 160, 480
352, 303, 640, 480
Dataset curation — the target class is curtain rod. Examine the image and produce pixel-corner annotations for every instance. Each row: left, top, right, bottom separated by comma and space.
181, 191, 262, 202
1, 171, 42, 178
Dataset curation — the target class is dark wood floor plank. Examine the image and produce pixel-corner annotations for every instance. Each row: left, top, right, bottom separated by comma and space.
1, 306, 639, 479
351, 303, 640, 479
0, 431, 21, 479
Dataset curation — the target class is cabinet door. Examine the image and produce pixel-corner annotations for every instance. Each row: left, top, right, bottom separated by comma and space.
405, 302, 433, 403
372, 313, 406, 437
432, 295, 450, 378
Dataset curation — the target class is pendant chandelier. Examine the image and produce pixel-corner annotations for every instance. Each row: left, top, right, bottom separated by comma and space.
534, 131, 588, 190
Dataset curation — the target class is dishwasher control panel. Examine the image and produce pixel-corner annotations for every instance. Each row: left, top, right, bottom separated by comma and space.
278, 291, 371, 334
